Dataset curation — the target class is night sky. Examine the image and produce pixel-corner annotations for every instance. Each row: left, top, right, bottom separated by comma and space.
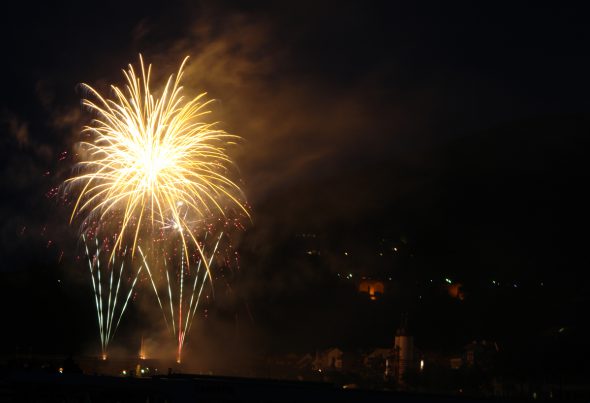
1, 1, 589, 374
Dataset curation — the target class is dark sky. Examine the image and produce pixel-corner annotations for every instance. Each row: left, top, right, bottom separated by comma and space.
1, 1, 589, 372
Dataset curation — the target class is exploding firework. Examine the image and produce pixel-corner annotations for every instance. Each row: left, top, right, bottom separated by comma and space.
67, 55, 247, 263
66, 55, 249, 360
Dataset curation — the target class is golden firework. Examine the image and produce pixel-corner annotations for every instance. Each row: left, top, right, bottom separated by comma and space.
67, 55, 248, 266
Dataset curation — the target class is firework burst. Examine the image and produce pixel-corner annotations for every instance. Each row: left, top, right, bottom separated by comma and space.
67, 55, 248, 266
66, 55, 249, 360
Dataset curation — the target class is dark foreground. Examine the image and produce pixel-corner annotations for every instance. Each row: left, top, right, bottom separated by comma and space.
0, 372, 508, 403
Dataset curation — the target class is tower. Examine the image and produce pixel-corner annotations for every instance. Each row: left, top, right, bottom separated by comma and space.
394, 313, 414, 385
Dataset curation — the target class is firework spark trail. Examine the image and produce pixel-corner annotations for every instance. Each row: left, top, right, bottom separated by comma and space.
138, 246, 170, 331
186, 254, 205, 317
183, 232, 223, 344
167, 267, 176, 335
95, 238, 105, 351
106, 250, 127, 345
82, 236, 141, 358
113, 265, 143, 336
178, 246, 185, 362
83, 235, 103, 350
185, 246, 218, 339
105, 264, 113, 344
184, 232, 209, 323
